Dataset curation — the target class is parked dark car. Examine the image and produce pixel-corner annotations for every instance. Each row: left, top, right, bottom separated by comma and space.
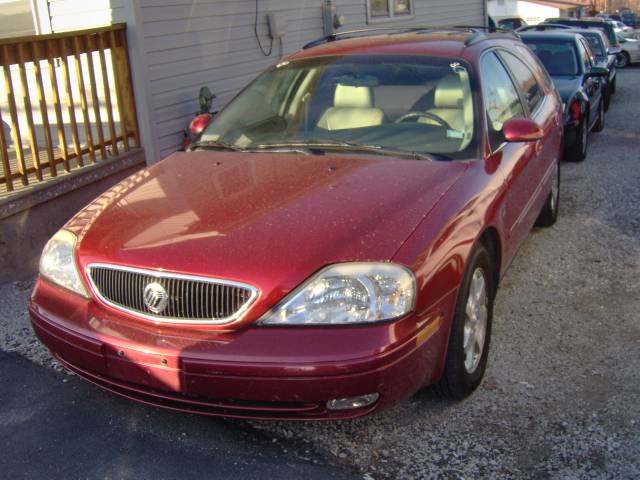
620, 9, 637, 28
517, 23, 571, 32
543, 18, 621, 53
521, 31, 607, 161
531, 21, 620, 88
30, 27, 564, 420
565, 28, 616, 109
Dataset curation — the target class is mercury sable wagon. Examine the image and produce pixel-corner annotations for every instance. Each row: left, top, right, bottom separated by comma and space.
30, 27, 563, 420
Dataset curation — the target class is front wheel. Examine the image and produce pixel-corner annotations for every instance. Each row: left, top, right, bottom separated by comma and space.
535, 161, 560, 227
431, 244, 494, 399
616, 52, 630, 69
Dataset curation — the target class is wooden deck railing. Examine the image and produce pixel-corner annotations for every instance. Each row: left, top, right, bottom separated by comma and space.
0, 24, 139, 195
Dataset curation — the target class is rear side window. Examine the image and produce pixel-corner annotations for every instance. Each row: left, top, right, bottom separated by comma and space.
480, 52, 525, 151
577, 39, 593, 71
499, 51, 544, 113
583, 34, 605, 56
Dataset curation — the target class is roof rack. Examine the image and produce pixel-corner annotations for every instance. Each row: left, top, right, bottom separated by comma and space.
454, 26, 520, 45
302, 25, 519, 50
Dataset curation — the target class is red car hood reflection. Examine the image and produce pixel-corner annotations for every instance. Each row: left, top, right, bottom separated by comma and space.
71, 151, 467, 322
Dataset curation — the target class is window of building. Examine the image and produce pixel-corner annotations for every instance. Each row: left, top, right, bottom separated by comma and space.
0, 0, 51, 38
367, 0, 414, 22
0, 0, 36, 38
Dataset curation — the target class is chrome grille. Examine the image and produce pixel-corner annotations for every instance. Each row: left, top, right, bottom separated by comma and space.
87, 264, 258, 324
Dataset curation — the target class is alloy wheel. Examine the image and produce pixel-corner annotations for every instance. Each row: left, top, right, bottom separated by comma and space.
616, 53, 629, 68
550, 163, 559, 215
463, 268, 488, 374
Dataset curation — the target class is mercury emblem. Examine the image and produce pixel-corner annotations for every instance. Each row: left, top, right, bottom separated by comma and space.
143, 282, 169, 314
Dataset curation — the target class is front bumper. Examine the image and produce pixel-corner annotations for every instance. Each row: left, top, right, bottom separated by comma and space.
29, 278, 451, 420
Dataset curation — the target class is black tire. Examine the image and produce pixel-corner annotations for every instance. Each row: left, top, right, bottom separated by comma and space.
431, 244, 494, 400
535, 161, 560, 228
592, 98, 605, 133
603, 86, 611, 111
565, 113, 588, 162
611, 76, 617, 94
615, 52, 629, 69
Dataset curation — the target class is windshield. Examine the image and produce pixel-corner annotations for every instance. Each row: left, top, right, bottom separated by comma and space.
522, 39, 579, 75
200, 55, 477, 159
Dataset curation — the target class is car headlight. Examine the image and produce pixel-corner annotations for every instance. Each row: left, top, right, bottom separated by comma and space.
39, 230, 88, 297
259, 263, 416, 325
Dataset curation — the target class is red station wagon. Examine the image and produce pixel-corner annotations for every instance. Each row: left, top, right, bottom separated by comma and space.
30, 27, 563, 420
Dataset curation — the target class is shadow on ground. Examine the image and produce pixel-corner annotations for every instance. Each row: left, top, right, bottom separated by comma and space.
0, 350, 358, 480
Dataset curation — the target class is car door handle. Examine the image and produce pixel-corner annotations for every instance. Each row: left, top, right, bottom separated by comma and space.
535, 140, 543, 154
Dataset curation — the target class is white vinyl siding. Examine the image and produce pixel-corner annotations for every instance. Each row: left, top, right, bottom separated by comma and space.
141, 0, 325, 158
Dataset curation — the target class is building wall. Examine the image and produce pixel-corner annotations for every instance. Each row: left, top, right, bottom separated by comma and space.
46, 0, 485, 162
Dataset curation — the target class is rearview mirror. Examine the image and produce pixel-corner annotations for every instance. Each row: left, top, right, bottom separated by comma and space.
586, 66, 609, 77
503, 118, 544, 142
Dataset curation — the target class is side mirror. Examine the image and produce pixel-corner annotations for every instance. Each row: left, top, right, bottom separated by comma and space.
198, 86, 216, 114
503, 118, 544, 142
188, 113, 213, 136
586, 66, 609, 77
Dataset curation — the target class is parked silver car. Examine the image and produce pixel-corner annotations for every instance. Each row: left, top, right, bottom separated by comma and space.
617, 35, 640, 67
610, 20, 635, 38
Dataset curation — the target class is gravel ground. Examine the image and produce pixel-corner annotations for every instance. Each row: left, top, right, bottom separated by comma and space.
1, 68, 639, 479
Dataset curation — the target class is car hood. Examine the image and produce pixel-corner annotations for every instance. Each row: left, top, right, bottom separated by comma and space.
70, 151, 467, 319
552, 75, 583, 102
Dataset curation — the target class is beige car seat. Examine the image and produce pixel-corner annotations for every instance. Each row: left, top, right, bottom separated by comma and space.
317, 85, 385, 130
420, 74, 473, 142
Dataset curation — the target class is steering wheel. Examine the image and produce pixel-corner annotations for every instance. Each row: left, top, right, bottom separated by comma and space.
395, 111, 452, 129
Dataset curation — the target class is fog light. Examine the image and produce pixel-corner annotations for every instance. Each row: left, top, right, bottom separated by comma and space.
326, 393, 379, 411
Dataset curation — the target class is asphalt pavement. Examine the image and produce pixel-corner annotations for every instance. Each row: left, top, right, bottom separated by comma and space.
0, 350, 358, 479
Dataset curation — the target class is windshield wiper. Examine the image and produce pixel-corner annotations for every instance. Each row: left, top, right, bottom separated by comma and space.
189, 140, 247, 152
254, 140, 435, 160
190, 139, 313, 155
